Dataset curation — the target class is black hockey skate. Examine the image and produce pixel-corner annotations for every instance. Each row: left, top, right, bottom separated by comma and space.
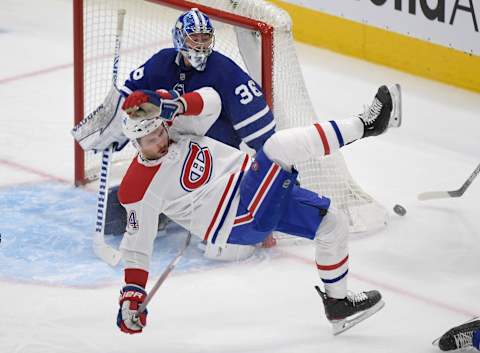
315, 286, 385, 335
432, 317, 480, 351
360, 84, 402, 138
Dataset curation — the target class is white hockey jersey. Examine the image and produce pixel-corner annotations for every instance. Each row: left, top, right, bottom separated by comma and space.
118, 89, 252, 271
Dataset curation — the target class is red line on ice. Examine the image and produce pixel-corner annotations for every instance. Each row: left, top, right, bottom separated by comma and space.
0, 40, 169, 85
0, 158, 69, 184
279, 249, 478, 318
0, 63, 73, 84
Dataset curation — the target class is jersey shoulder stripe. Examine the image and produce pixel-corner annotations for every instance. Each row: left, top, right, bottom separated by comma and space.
118, 157, 161, 205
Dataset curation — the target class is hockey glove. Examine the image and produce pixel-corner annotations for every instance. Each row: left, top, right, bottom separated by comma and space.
122, 89, 185, 123
71, 86, 129, 152
117, 284, 148, 334
155, 89, 185, 123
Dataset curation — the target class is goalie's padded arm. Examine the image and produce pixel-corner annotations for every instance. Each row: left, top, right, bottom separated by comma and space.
177, 87, 219, 117
181, 91, 203, 115
171, 87, 222, 137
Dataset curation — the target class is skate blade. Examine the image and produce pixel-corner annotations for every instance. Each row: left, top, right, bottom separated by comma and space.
331, 300, 385, 336
387, 83, 402, 128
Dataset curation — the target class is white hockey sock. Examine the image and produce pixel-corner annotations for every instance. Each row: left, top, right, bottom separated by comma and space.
314, 207, 349, 299
263, 118, 363, 170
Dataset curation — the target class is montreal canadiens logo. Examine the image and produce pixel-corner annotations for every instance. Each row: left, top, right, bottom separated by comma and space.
180, 142, 213, 192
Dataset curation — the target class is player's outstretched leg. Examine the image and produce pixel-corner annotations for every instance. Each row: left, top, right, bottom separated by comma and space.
262, 84, 402, 172
313, 208, 384, 335
360, 84, 401, 137
433, 317, 480, 351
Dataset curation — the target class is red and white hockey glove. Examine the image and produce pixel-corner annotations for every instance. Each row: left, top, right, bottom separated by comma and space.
117, 284, 148, 334
121, 89, 185, 123
122, 89, 204, 124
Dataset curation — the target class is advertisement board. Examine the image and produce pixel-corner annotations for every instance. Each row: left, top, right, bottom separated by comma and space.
282, 0, 479, 55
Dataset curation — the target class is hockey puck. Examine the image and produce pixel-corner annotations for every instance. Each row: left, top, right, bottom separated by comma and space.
393, 204, 407, 216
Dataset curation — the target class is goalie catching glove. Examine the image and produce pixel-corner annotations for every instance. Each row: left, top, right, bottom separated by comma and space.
71, 87, 129, 152
117, 284, 148, 334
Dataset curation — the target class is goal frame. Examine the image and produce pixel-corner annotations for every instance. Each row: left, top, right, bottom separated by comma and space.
73, 0, 274, 186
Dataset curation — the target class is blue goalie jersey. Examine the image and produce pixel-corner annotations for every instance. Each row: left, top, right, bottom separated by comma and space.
121, 48, 275, 151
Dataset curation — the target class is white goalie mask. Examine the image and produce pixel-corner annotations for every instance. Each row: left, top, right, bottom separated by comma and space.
173, 8, 215, 71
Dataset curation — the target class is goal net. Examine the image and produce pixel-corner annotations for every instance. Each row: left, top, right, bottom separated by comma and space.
73, 0, 388, 234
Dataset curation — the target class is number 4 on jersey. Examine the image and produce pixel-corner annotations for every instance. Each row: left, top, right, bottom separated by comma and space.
128, 210, 139, 231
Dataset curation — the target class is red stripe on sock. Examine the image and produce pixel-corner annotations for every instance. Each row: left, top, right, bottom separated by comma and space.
316, 255, 349, 271
314, 123, 330, 155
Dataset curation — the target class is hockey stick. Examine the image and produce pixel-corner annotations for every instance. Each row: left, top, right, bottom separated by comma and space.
134, 232, 192, 320
92, 9, 126, 266
418, 163, 480, 201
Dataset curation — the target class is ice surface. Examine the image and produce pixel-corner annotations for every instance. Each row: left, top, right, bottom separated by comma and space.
0, 1, 479, 352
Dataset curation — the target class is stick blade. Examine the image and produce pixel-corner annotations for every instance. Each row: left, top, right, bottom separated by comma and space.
387, 83, 402, 128
417, 191, 450, 201
93, 232, 122, 266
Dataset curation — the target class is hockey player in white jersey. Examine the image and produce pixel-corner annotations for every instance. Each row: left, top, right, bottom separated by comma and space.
115, 83, 402, 336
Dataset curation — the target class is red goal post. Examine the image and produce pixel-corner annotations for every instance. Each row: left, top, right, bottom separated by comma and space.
73, 0, 274, 185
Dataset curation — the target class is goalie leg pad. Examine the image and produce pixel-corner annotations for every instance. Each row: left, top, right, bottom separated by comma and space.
105, 185, 127, 235
203, 241, 255, 261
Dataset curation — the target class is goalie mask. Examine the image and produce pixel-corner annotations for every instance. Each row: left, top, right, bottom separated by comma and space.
173, 8, 215, 71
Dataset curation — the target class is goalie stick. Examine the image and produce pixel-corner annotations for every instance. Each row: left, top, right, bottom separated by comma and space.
92, 9, 126, 266
133, 232, 192, 321
418, 163, 480, 201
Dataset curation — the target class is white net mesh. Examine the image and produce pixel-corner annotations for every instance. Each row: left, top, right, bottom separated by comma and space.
77, 0, 388, 233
